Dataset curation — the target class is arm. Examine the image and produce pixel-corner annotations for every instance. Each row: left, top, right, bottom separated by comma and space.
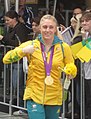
58, 42, 77, 79
3, 47, 24, 64
0, 31, 19, 46
3, 41, 35, 64
63, 42, 74, 64
63, 43, 77, 79
1, 23, 30, 46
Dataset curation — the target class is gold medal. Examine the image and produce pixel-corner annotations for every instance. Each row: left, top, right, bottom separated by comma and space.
45, 76, 53, 85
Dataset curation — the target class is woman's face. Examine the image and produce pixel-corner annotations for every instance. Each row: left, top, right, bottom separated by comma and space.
40, 19, 57, 41
32, 22, 40, 33
81, 19, 91, 33
4, 16, 16, 28
71, 20, 77, 30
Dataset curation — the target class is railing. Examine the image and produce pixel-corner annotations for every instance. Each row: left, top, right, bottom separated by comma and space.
63, 10, 73, 27
0, 45, 85, 119
0, 45, 27, 116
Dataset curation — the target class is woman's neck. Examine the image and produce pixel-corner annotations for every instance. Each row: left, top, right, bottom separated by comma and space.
43, 39, 54, 52
43, 37, 54, 46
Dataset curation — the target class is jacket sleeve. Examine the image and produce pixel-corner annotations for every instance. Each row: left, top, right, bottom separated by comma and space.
3, 41, 32, 64
63, 42, 74, 65
1, 31, 19, 46
1, 23, 30, 47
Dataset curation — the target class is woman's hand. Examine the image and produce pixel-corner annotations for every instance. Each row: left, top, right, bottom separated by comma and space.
59, 24, 66, 32
0, 35, 3, 40
22, 45, 35, 54
66, 74, 74, 80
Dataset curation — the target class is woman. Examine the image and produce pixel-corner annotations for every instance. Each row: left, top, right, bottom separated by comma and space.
80, 10, 91, 119
3, 14, 76, 119
0, 10, 30, 46
0, 10, 30, 115
31, 17, 40, 39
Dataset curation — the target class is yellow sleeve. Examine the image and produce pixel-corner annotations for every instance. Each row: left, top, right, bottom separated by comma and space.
3, 41, 33, 64
63, 42, 74, 65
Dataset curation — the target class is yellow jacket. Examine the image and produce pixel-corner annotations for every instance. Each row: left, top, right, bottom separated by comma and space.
3, 35, 74, 105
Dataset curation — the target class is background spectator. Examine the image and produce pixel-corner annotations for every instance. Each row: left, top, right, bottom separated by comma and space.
0, 10, 30, 116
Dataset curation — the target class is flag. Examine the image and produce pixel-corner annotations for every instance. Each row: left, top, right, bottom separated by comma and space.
71, 42, 83, 59
70, 35, 82, 59
76, 41, 91, 62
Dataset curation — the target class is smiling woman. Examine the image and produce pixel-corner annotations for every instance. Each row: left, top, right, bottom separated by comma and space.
3, 14, 76, 119
40, 15, 57, 46
77, 10, 91, 119
0, 10, 30, 45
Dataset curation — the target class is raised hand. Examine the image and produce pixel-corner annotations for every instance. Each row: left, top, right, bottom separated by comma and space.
22, 45, 35, 54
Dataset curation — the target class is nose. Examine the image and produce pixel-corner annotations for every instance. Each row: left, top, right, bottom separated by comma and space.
83, 20, 86, 23
46, 27, 50, 31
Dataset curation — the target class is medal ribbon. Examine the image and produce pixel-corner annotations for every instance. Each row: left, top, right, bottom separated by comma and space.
41, 43, 54, 76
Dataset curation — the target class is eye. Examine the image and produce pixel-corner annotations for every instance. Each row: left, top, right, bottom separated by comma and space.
42, 25, 47, 29
49, 25, 54, 29
81, 19, 91, 23
80, 20, 84, 23
42, 25, 54, 29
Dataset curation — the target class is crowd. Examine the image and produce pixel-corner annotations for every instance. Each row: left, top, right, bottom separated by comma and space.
0, 0, 91, 119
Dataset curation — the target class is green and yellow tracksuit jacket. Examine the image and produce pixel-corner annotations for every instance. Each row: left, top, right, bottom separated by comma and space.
3, 35, 74, 105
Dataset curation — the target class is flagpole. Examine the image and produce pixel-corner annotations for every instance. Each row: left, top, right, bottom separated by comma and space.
15, 0, 19, 13
53, 0, 57, 16
46, 0, 49, 14
4, 0, 10, 12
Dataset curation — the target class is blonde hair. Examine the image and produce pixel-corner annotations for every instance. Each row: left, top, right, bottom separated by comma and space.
40, 14, 58, 26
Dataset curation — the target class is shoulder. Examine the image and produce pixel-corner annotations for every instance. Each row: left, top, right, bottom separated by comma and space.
15, 22, 27, 28
57, 41, 70, 49
61, 42, 72, 54
16, 23, 26, 28
15, 23, 30, 32
62, 42, 70, 48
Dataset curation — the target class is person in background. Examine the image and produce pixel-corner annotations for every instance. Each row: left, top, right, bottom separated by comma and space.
0, 10, 30, 45
0, 10, 30, 116
71, 7, 83, 34
71, 8, 83, 107
31, 17, 40, 39
19, 0, 34, 30
70, 14, 82, 118
3, 14, 77, 119
11, 0, 34, 30
80, 10, 91, 119
37, 9, 46, 19
49, 1, 65, 26
60, 8, 83, 117
73, 7, 83, 17
56, 2, 65, 26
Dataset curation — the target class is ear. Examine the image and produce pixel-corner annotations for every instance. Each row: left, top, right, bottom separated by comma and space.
38, 25, 41, 32
39, 25, 41, 31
